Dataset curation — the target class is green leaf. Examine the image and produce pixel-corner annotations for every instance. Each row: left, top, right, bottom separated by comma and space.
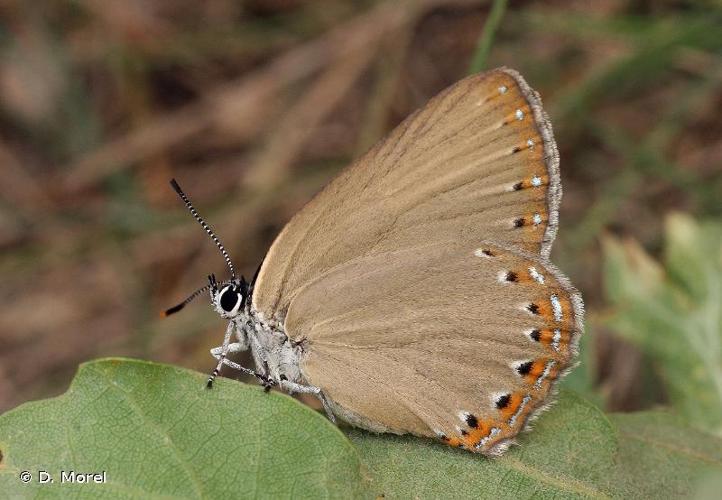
601, 214, 722, 436
350, 392, 621, 499
559, 322, 604, 408
610, 411, 722, 499
350, 392, 722, 499
0, 358, 368, 499
3, 359, 722, 499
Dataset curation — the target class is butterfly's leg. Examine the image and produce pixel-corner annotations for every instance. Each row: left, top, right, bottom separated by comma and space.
261, 360, 274, 392
278, 380, 336, 423
206, 321, 235, 388
210, 342, 244, 357
212, 354, 271, 385
207, 321, 270, 387
210, 342, 271, 386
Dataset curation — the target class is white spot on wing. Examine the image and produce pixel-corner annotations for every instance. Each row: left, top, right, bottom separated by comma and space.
515, 109, 524, 121
528, 267, 545, 284
550, 294, 563, 322
527, 138, 535, 149
534, 361, 556, 389
476, 427, 501, 449
533, 213, 543, 226
531, 175, 543, 187
474, 248, 492, 258
552, 329, 562, 352
522, 303, 539, 315
498, 85, 508, 94
509, 395, 532, 427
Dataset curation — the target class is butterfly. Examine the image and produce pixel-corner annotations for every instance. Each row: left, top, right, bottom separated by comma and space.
165, 67, 583, 456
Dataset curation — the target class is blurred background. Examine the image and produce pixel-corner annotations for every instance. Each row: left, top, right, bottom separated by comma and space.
0, 0, 720, 435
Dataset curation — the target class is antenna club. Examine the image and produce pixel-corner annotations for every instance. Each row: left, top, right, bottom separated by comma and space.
162, 302, 185, 317
162, 281, 213, 318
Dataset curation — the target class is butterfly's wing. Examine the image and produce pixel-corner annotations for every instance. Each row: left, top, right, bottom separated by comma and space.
285, 240, 583, 455
253, 67, 560, 320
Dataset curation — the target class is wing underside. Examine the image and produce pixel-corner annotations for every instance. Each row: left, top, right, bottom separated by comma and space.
253, 68, 561, 321
250, 67, 579, 454
286, 241, 583, 454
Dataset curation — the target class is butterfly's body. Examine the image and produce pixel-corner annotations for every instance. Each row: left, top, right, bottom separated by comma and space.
211, 306, 302, 390
168, 67, 584, 456
210, 300, 341, 418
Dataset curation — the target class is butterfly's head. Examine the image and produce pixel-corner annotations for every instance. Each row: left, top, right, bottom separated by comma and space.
210, 275, 249, 319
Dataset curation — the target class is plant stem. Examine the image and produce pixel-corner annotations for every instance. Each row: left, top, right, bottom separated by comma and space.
469, 0, 508, 73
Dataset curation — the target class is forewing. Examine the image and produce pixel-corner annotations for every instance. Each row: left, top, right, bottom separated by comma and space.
253, 67, 560, 320
285, 241, 583, 455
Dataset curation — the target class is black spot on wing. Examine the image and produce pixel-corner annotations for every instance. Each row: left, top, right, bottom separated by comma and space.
517, 361, 533, 376
465, 414, 479, 429
495, 394, 511, 409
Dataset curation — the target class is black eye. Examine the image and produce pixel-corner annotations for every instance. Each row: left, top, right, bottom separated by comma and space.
219, 287, 241, 312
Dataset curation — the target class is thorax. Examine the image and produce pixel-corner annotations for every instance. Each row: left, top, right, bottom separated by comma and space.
235, 307, 304, 384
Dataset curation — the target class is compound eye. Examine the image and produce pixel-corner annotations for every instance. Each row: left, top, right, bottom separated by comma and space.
219, 286, 242, 313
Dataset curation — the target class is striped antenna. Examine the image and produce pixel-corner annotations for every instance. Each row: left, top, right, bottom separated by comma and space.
170, 179, 236, 279
162, 283, 212, 317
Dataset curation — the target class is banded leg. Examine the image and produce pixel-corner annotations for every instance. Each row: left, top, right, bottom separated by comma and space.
207, 321, 236, 388
211, 348, 271, 385
279, 380, 336, 424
